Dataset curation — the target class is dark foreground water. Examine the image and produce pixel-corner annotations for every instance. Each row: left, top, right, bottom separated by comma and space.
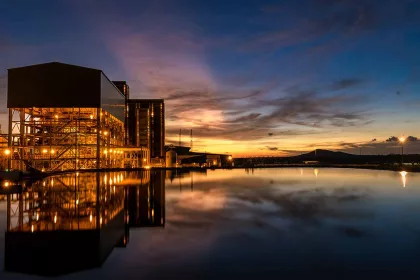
1, 168, 420, 279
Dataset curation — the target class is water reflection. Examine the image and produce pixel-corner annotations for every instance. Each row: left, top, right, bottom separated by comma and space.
1, 168, 420, 278
1, 170, 166, 276
401, 171, 408, 188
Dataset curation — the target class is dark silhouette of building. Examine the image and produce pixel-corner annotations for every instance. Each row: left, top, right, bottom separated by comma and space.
127, 99, 165, 160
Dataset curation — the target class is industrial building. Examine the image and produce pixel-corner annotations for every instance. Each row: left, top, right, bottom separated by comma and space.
126, 99, 165, 165
167, 146, 234, 168
3, 62, 155, 172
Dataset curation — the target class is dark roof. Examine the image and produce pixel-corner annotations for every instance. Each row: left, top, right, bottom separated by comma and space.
8, 61, 101, 72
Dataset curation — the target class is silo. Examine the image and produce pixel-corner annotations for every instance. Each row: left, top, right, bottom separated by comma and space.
165, 150, 177, 168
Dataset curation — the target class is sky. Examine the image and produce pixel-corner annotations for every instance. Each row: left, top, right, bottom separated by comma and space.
1, 0, 420, 157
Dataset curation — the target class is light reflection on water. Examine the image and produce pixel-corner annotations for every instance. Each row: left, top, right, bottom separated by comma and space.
0, 168, 420, 279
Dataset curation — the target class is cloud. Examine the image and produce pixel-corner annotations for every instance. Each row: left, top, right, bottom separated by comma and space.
386, 136, 417, 142
330, 78, 364, 91
266, 146, 279, 151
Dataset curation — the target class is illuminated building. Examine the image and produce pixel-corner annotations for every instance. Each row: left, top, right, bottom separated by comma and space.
112, 81, 130, 145
127, 99, 165, 162
6, 62, 126, 171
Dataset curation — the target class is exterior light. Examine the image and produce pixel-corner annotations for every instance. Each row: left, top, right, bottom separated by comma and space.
54, 115, 58, 119
228, 156, 232, 160
113, 150, 117, 154
90, 114, 94, 119
90, 214, 93, 223
94, 129, 97, 133
143, 158, 146, 162
4, 181, 9, 187
76, 172, 79, 176
4, 149, 10, 155
36, 213, 39, 221
31, 225, 34, 233
109, 149, 113, 153
41, 168, 45, 172
76, 199, 79, 205
145, 165, 151, 169
104, 150, 108, 154
42, 149, 48, 154
54, 214, 57, 224
104, 131, 108, 136
50, 149, 55, 154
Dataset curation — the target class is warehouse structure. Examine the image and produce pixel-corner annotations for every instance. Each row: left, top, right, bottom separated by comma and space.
5, 62, 131, 172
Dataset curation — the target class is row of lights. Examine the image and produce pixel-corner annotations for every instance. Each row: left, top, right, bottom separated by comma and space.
103, 149, 124, 155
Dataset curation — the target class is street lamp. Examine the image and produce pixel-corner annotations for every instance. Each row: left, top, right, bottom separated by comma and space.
399, 137, 405, 166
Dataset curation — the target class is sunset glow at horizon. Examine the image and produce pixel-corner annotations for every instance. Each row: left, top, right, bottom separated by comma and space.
0, 0, 419, 157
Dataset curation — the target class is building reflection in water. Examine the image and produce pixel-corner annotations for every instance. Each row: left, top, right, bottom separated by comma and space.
3, 170, 165, 276
124, 170, 165, 227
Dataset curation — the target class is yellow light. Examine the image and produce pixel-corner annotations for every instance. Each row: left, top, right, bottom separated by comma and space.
400, 171, 408, 188
36, 213, 39, 221
100, 112, 103, 116
76, 172, 79, 176
143, 158, 146, 162
51, 178, 54, 187
54, 114, 58, 119
228, 156, 232, 160
104, 150, 108, 154
41, 168, 45, 172
90, 114, 94, 119
50, 149, 55, 154
399, 137, 406, 143
94, 129, 97, 133
104, 131, 108, 136
113, 186, 116, 193
4, 149, 10, 155
4, 181, 9, 187
89, 214, 93, 223
31, 225, 34, 233
54, 214, 57, 224
113, 150, 116, 154
145, 165, 151, 169
100, 217, 103, 225
110, 149, 113, 153
42, 149, 48, 154
76, 199, 79, 205
314, 169, 319, 177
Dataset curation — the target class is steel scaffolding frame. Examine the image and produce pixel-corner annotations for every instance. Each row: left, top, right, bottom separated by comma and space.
7, 107, 125, 171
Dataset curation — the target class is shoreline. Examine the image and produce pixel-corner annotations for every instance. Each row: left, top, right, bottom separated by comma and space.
44, 164, 420, 176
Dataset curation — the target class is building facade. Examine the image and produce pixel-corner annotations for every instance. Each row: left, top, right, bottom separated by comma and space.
6, 62, 126, 171
127, 99, 165, 161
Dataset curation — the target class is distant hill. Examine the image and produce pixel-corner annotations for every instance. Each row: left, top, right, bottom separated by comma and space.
295, 149, 356, 159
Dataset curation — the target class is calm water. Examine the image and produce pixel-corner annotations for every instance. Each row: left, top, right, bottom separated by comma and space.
1, 168, 420, 279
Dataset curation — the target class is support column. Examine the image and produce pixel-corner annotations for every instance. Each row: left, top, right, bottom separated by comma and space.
7, 108, 12, 170
96, 108, 100, 169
